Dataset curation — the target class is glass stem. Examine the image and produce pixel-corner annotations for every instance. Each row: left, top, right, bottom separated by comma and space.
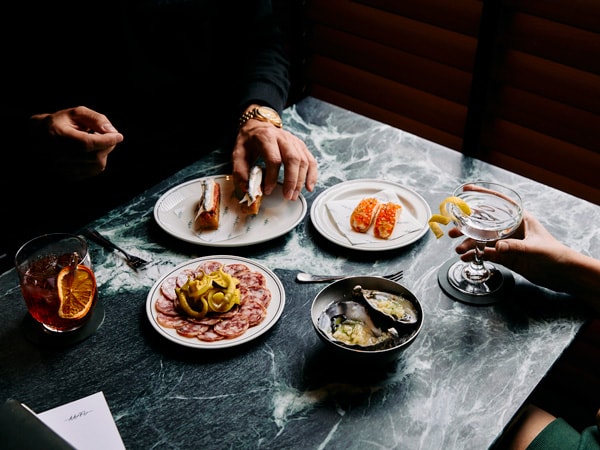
464, 240, 491, 283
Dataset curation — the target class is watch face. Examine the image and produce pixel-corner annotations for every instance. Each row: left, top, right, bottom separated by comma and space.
257, 106, 282, 126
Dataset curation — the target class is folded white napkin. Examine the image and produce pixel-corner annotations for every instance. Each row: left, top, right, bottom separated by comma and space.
326, 189, 422, 245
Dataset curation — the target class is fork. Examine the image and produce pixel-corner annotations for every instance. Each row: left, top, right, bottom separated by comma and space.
84, 228, 149, 270
296, 269, 403, 283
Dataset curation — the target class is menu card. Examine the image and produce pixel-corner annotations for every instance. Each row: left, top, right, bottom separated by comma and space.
38, 392, 126, 450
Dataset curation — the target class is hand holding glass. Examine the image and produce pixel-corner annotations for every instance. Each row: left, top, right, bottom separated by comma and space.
444, 181, 523, 298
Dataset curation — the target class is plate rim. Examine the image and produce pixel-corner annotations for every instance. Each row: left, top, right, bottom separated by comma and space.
310, 178, 431, 251
145, 255, 285, 349
153, 175, 307, 247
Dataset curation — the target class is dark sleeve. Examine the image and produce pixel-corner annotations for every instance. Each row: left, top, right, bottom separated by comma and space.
231, 0, 291, 116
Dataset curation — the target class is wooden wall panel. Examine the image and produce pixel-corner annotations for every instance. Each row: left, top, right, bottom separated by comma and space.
302, 0, 481, 152
354, 0, 483, 36
478, 2, 600, 204
487, 152, 600, 208
307, 0, 478, 70
293, 0, 600, 205
307, 56, 468, 136
311, 26, 472, 104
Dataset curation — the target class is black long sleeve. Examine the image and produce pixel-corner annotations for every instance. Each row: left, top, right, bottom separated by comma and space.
0, 0, 292, 264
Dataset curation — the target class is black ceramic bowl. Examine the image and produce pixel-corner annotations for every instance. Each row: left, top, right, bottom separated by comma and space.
310, 276, 423, 363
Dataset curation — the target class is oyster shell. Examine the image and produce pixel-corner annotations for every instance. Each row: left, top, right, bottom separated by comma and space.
352, 285, 418, 324
317, 300, 401, 350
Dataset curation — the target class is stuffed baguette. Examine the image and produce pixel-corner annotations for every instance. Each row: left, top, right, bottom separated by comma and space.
194, 179, 221, 230
239, 165, 263, 215
373, 202, 402, 239
350, 197, 380, 233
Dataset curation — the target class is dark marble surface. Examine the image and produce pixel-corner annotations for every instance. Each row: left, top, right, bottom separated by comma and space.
1, 97, 599, 449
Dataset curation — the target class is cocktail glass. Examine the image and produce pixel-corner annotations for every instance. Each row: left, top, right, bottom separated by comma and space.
438, 181, 523, 305
15, 233, 99, 334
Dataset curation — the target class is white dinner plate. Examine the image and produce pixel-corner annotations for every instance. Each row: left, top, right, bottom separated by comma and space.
310, 179, 431, 251
154, 175, 307, 246
146, 255, 285, 349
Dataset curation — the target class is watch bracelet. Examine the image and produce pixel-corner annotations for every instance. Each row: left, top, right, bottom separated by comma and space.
238, 107, 282, 129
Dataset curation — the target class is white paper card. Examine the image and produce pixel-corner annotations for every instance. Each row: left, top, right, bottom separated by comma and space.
38, 391, 125, 450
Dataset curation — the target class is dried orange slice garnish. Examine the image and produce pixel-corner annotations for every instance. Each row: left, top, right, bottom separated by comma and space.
57, 264, 96, 319
428, 196, 472, 239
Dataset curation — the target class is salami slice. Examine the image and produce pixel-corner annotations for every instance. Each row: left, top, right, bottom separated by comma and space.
176, 269, 196, 287
214, 315, 249, 338
160, 276, 178, 301
155, 294, 179, 316
191, 316, 222, 326
176, 321, 210, 338
239, 297, 267, 326
241, 286, 272, 308
156, 312, 188, 329
197, 261, 223, 275
221, 263, 248, 278
196, 328, 226, 342
223, 264, 264, 287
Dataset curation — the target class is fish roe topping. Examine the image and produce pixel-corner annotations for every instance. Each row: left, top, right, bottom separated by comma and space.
350, 197, 380, 233
374, 202, 402, 239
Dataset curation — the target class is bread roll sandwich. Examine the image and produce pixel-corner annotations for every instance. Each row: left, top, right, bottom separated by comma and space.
373, 202, 402, 239
350, 197, 380, 233
239, 165, 263, 215
194, 178, 221, 230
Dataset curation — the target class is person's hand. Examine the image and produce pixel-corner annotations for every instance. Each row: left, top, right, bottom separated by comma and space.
30, 106, 124, 180
232, 118, 317, 201
449, 211, 573, 293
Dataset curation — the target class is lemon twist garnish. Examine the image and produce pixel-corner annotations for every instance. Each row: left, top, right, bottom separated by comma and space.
428, 196, 472, 239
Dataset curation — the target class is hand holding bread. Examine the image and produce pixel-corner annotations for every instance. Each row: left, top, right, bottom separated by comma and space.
194, 166, 265, 231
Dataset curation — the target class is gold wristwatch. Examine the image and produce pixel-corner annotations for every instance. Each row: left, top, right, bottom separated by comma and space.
239, 106, 283, 128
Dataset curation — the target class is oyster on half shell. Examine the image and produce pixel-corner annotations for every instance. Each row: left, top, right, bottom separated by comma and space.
317, 300, 401, 350
352, 285, 418, 324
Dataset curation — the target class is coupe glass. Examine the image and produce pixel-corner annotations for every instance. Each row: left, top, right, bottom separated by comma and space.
440, 181, 523, 303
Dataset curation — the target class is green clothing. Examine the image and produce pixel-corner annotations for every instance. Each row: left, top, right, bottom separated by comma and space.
527, 418, 600, 450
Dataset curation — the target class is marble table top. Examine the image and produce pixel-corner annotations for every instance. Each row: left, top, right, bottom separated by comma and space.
1, 96, 599, 449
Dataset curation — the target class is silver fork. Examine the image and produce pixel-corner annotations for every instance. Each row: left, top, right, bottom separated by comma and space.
296, 269, 403, 283
84, 228, 149, 270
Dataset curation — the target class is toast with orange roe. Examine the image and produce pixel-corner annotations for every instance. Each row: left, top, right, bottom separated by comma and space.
428, 196, 471, 238
350, 197, 380, 233
373, 202, 402, 239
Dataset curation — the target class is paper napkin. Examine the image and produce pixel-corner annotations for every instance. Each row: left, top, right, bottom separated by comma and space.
326, 190, 423, 245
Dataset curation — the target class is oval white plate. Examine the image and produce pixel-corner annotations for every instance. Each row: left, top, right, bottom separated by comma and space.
146, 256, 285, 349
154, 175, 307, 246
310, 179, 431, 251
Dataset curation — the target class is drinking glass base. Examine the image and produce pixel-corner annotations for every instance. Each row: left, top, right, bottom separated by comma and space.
437, 258, 515, 306
21, 303, 105, 346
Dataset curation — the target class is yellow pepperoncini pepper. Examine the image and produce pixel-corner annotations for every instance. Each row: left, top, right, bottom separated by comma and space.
174, 266, 240, 318
175, 287, 209, 318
